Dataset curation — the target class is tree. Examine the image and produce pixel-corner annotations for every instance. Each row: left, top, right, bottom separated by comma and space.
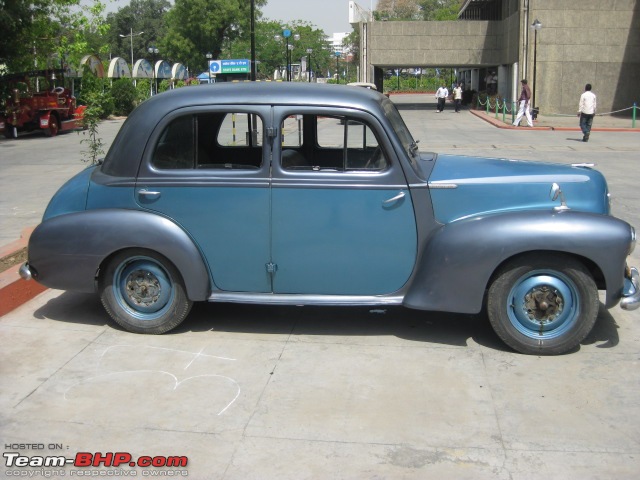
418, 0, 461, 21
374, 0, 461, 22
0, 0, 109, 74
161, 0, 267, 74
375, 0, 421, 21
105, 0, 171, 64
227, 20, 332, 80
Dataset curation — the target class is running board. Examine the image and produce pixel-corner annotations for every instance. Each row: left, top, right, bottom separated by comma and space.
207, 292, 404, 307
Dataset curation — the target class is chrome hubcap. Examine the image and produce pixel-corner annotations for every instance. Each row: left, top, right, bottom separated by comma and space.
125, 270, 162, 307
523, 285, 564, 323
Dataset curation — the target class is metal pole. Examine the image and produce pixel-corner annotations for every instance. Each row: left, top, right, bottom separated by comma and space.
532, 28, 537, 108
286, 37, 290, 81
250, 0, 256, 81
129, 28, 134, 67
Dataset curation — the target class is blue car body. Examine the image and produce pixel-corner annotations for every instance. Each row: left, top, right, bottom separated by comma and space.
21, 83, 638, 354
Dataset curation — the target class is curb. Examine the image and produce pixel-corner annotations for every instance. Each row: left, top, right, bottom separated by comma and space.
0, 227, 48, 317
469, 109, 640, 132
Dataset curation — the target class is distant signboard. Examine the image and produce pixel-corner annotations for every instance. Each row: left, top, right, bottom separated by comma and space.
209, 59, 250, 75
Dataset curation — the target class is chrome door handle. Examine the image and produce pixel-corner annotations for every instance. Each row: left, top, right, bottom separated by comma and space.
383, 191, 405, 205
138, 189, 161, 198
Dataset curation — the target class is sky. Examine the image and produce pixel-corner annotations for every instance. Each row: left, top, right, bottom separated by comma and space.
103, 0, 374, 35
261, 0, 372, 34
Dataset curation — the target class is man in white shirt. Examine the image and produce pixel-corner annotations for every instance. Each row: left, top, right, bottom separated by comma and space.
435, 84, 448, 113
578, 84, 597, 142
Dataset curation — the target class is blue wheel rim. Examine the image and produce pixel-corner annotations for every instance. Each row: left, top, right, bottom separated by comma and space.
112, 256, 175, 321
507, 269, 580, 339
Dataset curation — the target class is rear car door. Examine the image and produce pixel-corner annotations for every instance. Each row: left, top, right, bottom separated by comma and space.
135, 107, 272, 293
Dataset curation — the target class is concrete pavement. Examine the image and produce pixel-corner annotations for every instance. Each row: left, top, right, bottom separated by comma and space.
1, 94, 639, 479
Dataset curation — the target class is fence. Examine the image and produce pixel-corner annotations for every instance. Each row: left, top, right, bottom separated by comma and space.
476, 96, 638, 128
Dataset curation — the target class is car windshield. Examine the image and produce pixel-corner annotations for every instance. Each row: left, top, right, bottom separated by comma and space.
381, 97, 419, 165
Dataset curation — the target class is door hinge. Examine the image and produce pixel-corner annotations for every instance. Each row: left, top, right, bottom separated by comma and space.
266, 127, 277, 138
266, 262, 278, 273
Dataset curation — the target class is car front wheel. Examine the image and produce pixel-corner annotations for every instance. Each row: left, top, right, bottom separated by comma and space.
99, 249, 193, 334
487, 253, 599, 355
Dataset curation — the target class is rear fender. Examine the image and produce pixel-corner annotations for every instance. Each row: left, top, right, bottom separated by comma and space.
27, 209, 209, 301
38, 110, 52, 129
404, 210, 632, 313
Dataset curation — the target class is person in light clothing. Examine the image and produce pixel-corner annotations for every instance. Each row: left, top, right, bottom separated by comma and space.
453, 83, 463, 112
512, 79, 533, 127
435, 84, 448, 113
578, 84, 597, 142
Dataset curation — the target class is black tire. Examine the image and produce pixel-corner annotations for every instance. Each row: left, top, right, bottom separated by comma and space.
44, 114, 59, 137
487, 253, 599, 355
99, 249, 193, 334
4, 126, 17, 139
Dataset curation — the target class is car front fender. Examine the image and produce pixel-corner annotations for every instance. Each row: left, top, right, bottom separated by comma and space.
27, 209, 210, 301
403, 210, 633, 313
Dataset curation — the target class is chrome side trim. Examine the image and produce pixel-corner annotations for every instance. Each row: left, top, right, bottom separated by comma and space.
207, 292, 404, 306
428, 183, 458, 189
621, 266, 639, 311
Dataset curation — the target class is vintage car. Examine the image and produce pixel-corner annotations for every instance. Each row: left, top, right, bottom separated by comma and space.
20, 83, 638, 355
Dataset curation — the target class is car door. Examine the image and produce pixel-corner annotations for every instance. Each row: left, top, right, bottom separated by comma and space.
135, 107, 272, 293
270, 108, 418, 295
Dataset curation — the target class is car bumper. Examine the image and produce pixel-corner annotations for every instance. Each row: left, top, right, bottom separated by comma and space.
621, 266, 639, 311
19, 262, 33, 281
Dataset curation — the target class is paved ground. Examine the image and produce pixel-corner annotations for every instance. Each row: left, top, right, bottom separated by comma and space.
1, 94, 639, 479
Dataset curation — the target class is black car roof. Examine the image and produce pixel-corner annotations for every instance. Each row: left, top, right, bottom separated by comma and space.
102, 82, 389, 177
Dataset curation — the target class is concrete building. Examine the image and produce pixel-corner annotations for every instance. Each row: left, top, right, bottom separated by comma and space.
354, 0, 640, 115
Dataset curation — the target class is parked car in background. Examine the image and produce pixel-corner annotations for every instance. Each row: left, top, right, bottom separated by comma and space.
20, 83, 638, 355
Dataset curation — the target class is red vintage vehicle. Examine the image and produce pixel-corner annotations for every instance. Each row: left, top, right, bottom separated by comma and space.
0, 69, 86, 138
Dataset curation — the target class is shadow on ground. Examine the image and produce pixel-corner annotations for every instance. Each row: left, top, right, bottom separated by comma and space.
29, 292, 621, 354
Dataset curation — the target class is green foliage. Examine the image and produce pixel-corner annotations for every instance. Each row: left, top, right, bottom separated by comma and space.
105, 0, 171, 65
158, 79, 171, 93
111, 79, 138, 116
1, 0, 110, 74
135, 79, 152, 102
162, 0, 267, 74
77, 66, 113, 119
419, 0, 462, 21
375, 0, 461, 21
382, 69, 457, 92
79, 103, 105, 165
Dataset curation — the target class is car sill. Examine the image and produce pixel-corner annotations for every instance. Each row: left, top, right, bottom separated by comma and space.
207, 292, 404, 307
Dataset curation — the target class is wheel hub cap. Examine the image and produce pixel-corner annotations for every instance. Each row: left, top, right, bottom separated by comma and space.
508, 271, 579, 339
524, 285, 564, 323
125, 270, 161, 307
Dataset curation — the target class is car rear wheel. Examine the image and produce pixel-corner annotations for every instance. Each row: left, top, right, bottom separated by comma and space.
44, 114, 59, 137
99, 249, 193, 334
487, 253, 599, 355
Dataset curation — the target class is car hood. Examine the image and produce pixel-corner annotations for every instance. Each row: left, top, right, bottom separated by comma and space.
427, 154, 610, 223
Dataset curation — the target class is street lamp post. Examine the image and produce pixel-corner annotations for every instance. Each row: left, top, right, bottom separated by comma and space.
206, 52, 212, 83
119, 28, 144, 69
306, 48, 313, 82
530, 19, 542, 109
334, 51, 341, 84
148, 45, 159, 95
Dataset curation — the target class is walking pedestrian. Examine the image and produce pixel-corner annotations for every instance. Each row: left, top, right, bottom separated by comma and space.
435, 84, 448, 113
578, 83, 597, 142
453, 83, 462, 113
512, 79, 533, 127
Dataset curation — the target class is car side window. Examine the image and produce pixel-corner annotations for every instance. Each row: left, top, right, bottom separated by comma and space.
151, 113, 263, 170
280, 114, 388, 172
